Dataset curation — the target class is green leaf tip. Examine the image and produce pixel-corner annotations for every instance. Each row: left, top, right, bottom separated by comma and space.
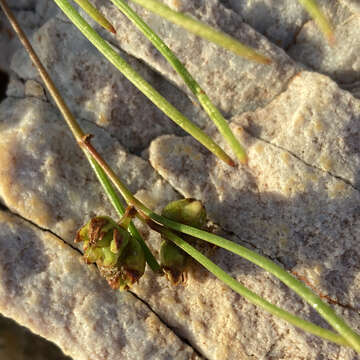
298, 0, 335, 45
73, 0, 116, 34
160, 198, 207, 284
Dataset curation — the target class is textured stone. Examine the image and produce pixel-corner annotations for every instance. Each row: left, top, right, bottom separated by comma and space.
97, 0, 300, 117
0, 0, 56, 72
288, 1, 360, 93
2, 1, 360, 359
233, 71, 360, 189
10, 16, 207, 153
220, 0, 306, 48
0, 97, 178, 244
0, 210, 198, 360
149, 126, 360, 357
220, 0, 349, 48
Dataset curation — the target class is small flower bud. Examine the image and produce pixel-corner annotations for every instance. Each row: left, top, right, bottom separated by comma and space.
160, 240, 186, 285
162, 198, 206, 229
160, 199, 207, 284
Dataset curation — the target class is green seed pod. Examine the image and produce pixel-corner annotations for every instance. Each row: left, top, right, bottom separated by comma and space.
161, 198, 206, 229
120, 236, 146, 290
160, 198, 207, 284
160, 239, 186, 285
75, 215, 145, 291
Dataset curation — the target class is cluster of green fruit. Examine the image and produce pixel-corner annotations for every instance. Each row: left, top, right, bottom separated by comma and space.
75, 199, 207, 289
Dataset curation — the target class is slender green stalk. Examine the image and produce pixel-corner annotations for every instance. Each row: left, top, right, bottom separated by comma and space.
53, 0, 235, 167
298, 0, 335, 44
0, 0, 160, 272
80, 138, 360, 352
110, 0, 247, 164
73, 0, 116, 33
150, 223, 352, 349
129, 0, 271, 64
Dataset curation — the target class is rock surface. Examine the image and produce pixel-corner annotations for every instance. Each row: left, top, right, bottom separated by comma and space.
288, 3, 360, 95
98, 0, 300, 117
0, 97, 179, 244
10, 16, 208, 153
149, 127, 360, 358
1, 0, 360, 359
233, 71, 360, 189
0, 210, 198, 360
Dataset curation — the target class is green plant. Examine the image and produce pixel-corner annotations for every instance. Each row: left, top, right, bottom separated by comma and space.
3, 0, 358, 356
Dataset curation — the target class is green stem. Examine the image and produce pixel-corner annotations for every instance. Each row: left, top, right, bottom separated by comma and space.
0, 0, 160, 272
53, 0, 235, 167
73, 0, 116, 33
297, 0, 334, 44
150, 213, 360, 353
110, 0, 247, 164
80, 139, 360, 352
129, 0, 271, 64
155, 225, 352, 349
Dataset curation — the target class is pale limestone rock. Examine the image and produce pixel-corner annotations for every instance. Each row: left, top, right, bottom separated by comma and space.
149, 128, 360, 357
10, 17, 207, 152
0, 97, 178, 244
232, 71, 360, 189
97, 0, 300, 117
220, 0, 350, 48
6, 73, 25, 98
220, 0, 306, 48
131, 223, 360, 359
0, 210, 198, 360
0, 0, 56, 72
288, 2, 360, 92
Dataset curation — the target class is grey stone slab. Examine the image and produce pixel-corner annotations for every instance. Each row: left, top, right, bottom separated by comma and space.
233, 71, 360, 189
220, 0, 349, 49
0, 0, 57, 73
10, 16, 207, 153
288, 1, 360, 93
97, 0, 300, 118
0, 210, 198, 360
149, 126, 360, 342
0, 97, 178, 244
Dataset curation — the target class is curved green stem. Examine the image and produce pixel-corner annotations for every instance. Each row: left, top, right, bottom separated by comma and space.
110, 0, 247, 164
155, 225, 352, 349
53, 0, 235, 166
80, 140, 360, 352
149, 213, 360, 352
129, 0, 271, 64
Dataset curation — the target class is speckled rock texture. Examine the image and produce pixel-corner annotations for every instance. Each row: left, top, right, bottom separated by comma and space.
221, 0, 360, 99
0, 1, 56, 72
0, 97, 178, 244
0, 210, 198, 360
288, 2, 360, 97
97, 0, 300, 117
1, 0, 360, 359
234, 71, 360, 189
10, 17, 198, 153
